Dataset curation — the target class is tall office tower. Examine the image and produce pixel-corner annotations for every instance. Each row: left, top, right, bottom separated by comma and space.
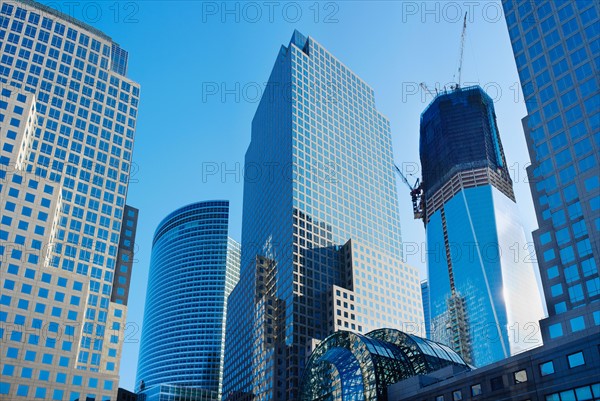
502, 0, 600, 342
136, 201, 240, 401
420, 85, 544, 367
222, 31, 424, 400
421, 280, 431, 339
0, 0, 140, 399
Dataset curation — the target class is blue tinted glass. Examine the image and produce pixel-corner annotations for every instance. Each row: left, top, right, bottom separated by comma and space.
549, 323, 563, 338
540, 361, 555, 376
570, 316, 585, 332
568, 352, 585, 367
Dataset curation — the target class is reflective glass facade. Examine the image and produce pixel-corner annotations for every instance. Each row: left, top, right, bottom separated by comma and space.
501, 0, 600, 324
420, 86, 544, 367
223, 31, 423, 400
136, 201, 240, 401
0, 0, 139, 399
421, 280, 431, 339
300, 328, 469, 401
138, 384, 220, 401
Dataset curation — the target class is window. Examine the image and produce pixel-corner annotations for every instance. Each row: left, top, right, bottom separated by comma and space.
514, 369, 528, 383
568, 284, 584, 303
570, 316, 586, 332
490, 376, 504, 391
436, 396, 444, 401
574, 385, 595, 400
16, 384, 28, 397
35, 387, 46, 398
563, 265, 579, 284
540, 232, 552, 245
554, 301, 567, 314
21, 367, 32, 379
551, 284, 563, 297
52, 389, 64, 400
453, 390, 462, 400
2, 365, 14, 376
540, 361, 554, 376
567, 352, 585, 368
549, 323, 563, 339
471, 384, 482, 396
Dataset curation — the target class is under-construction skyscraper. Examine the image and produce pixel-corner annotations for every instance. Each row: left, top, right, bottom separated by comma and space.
420, 85, 544, 367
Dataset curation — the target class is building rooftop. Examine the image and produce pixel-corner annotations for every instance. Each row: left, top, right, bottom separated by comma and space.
16, 0, 114, 43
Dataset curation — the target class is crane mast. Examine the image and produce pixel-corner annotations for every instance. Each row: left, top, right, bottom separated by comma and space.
456, 12, 468, 89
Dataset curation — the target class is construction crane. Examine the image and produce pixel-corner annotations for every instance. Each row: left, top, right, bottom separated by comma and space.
403, 15, 466, 223
420, 82, 437, 99
394, 164, 424, 221
454, 12, 468, 89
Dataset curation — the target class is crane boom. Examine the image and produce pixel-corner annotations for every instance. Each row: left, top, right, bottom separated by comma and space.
394, 164, 412, 189
420, 82, 436, 98
394, 164, 425, 221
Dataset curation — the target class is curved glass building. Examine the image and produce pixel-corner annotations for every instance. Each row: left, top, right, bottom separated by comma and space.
136, 201, 240, 401
300, 329, 469, 401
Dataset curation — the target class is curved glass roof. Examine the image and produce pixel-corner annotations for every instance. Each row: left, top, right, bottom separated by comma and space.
300, 329, 469, 401
368, 329, 468, 374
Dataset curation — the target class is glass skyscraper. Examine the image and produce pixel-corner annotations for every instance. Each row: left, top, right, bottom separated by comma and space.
502, 0, 599, 341
420, 86, 544, 367
0, 0, 140, 399
136, 201, 240, 401
222, 30, 424, 400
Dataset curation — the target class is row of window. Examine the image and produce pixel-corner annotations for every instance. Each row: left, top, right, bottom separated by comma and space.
433, 350, 591, 401
0, 376, 114, 399
0, 3, 138, 92
546, 382, 600, 401
1, 3, 104, 49
548, 310, 600, 339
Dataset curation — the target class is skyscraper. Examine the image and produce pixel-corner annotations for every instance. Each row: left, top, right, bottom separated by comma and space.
502, 0, 599, 341
223, 30, 424, 400
136, 201, 240, 401
0, 0, 140, 399
420, 85, 544, 367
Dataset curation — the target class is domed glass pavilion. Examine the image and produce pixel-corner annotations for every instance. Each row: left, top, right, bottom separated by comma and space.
300, 329, 470, 401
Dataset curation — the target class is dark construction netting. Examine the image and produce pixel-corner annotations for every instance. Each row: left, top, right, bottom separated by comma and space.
419, 86, 510, 199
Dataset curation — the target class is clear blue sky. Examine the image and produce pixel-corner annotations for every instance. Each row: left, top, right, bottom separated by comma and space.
42, 0, 539, 391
